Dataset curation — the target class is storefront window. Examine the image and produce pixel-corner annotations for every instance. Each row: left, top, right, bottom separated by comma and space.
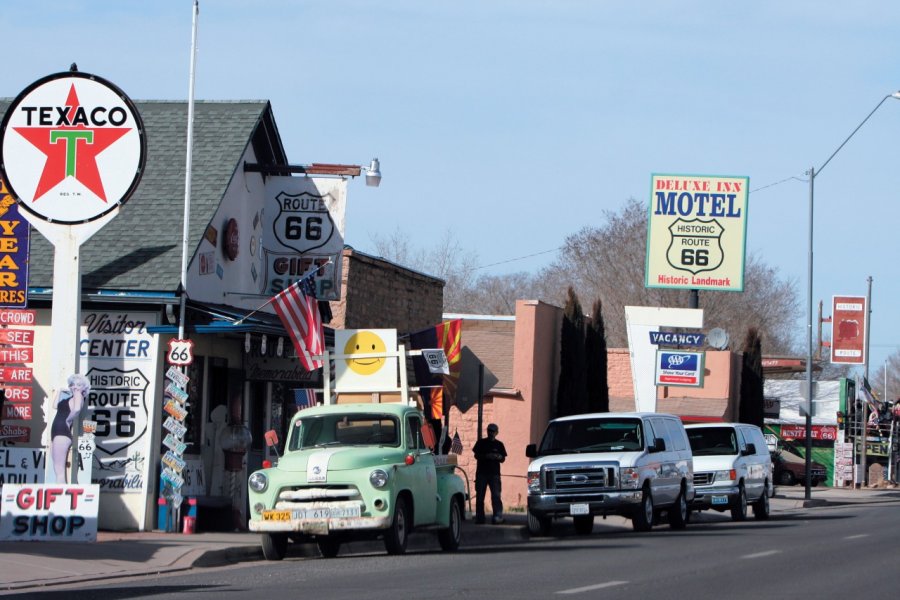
184, 356, 205, 453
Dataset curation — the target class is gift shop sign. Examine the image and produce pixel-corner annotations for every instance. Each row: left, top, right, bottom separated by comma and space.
646, 174, 749, 292
0, 484, 99, 542
830, 295, 866, 365
0, 71, 146, 224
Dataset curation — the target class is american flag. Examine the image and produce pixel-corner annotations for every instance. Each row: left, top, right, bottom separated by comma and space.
450, 430, 463, 455
273, 277, 324, 372
294, 388, 318, 410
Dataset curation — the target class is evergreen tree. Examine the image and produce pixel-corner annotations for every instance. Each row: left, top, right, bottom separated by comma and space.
739, 327, 764, 427
556, 287, 587, 417
586, 298, 610, 412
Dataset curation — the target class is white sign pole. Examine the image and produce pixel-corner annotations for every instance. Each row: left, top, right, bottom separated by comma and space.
28, 212, 118, 483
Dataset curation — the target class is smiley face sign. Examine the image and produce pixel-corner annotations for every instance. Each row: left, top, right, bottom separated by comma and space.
334, 329, 397, 392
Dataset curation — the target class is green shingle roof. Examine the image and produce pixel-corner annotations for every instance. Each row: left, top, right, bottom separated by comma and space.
0, 99, 286, 292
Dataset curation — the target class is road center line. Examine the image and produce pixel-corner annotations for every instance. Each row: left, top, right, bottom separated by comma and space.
556, 581, 629, 594
844, 534, 869, 540
741, 550, 781, 559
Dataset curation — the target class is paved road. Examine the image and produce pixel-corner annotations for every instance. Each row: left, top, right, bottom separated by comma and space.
12, 496, 900, 599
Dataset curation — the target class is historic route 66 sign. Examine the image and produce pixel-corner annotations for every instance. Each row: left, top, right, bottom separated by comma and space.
272, 191, 336, 253
166, 339, 194, 366
665, 218, 724, 275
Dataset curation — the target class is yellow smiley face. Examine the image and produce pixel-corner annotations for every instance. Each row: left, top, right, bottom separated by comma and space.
344, 330, 387, 376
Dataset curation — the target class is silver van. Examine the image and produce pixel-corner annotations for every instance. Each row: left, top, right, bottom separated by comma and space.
525, 412, 694, 535
685, 423, 773, 520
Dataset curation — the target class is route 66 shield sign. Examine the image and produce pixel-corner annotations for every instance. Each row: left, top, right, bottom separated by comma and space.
272, 191, 336, 253
665, 218, 724, 275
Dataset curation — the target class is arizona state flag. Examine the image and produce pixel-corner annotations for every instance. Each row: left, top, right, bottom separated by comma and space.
410, 319, 462, 419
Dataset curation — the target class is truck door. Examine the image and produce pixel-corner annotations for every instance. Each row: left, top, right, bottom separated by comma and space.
400, 415, 437, 525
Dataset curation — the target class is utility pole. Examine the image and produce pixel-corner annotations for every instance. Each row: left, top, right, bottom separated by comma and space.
860, 276, 873, 487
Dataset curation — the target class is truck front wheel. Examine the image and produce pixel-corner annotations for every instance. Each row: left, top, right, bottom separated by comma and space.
384, 496, 410, 555
438, 498, 462, 551
261, 533, 288, 561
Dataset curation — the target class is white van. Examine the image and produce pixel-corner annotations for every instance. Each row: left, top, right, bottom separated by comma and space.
685, 423, 773, 520
525, 412, 694, 535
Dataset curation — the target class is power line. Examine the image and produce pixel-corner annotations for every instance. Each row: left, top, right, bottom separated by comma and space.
474, 247, 562, 270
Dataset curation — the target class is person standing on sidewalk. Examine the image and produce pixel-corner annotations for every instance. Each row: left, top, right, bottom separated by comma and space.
473, 423, 507, 524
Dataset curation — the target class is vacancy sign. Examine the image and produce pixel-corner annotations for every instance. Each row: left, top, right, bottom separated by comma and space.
646, 174, 749, 292
831, 295, 866, 365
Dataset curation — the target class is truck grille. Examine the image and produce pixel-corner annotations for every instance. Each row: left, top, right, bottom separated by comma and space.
274, 485, 364, 511
543, 464, 617, 493
694, 472, 714, 486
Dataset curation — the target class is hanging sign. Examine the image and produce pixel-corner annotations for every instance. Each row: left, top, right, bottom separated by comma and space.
830, 295, 866, 365
0, 179, 29, 309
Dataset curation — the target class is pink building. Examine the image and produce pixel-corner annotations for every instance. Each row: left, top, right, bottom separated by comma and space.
447, 300, 741, 513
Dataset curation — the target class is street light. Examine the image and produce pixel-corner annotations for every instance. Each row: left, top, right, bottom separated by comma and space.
244, 158, 383, 187
803, 91, 900, 503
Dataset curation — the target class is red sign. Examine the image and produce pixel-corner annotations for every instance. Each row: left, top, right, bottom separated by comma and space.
3, 404, 31, 420
0, 328, 34, 345
166, 339, 194, 366
780, 425, 837, 441
0, 367, 32, 383
2, 385, 31, 403
0, 309, 35, 325
0, 347, 32, 364
831, 295, 866, 365
0, 423, 29, 442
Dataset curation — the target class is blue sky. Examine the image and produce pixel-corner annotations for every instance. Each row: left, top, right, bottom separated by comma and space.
3, 1, 900, 372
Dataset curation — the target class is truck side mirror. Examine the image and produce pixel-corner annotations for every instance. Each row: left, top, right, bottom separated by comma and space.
421, 421, 437, 450
525, 444, 537, 458
264, 430, 279, 448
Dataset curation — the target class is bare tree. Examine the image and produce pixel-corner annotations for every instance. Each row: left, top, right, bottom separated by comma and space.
872, 348, 900, 401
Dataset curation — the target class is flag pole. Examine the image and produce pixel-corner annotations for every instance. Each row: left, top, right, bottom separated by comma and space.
234, 258, 331, 325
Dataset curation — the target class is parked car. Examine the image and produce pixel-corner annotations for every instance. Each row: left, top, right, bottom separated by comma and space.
772, 449, 826, 486
525, 412, 694, 535
685, 423, 773, 520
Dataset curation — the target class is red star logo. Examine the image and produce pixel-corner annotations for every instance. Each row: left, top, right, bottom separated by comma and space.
13, 84, 131, 202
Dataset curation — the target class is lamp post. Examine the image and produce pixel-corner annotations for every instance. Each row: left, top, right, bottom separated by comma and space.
803, 91, 900, 503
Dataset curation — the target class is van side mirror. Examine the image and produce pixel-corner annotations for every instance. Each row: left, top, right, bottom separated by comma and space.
526, 444, 537, 458
650, 438, 666, 453
744, 443, 756, 456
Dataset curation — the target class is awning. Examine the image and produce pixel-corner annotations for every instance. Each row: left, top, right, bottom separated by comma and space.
146, 301, 288, 336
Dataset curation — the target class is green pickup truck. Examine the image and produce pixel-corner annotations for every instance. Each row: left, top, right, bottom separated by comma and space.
248, 402, 467, 560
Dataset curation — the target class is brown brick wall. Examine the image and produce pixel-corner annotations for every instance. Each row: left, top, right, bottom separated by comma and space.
326, 248, 444, 334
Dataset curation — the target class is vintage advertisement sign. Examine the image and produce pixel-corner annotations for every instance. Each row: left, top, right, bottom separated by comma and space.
780, 424, 837, 441
0, 71, 146, 224
79, 311, 158, 494
0, 483, 100, 542
0, 179, 30, 308
262, 177, 347, 301
830, 295, 866, 365
334, 329, 398, 392
0, 448, 45, 486
655, 350, 705, 387
646, 174, 749, 292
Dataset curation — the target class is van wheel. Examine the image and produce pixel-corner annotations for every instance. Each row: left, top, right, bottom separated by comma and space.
261, 533, 288, 561
384, 496, 410, 555
573, 515, 594, 535
438, 498, 462, 551
731, 483, 748, 521
527, 510, 552, 536
317, 538, 341, 558
632, 488, 653, 532
753, 483, 770, 520
669, 487, 688, 530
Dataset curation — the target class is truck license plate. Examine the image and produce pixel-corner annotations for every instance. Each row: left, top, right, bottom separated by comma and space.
292, 506, 362, 519
711, 495, 728, 505
262, 510, 291, 521
569, 503, 589, 515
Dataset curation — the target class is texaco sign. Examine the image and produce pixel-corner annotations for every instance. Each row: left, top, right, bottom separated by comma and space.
0, 71, 146, 224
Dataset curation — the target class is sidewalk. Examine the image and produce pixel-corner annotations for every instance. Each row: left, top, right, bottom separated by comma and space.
2, 486, 898, 593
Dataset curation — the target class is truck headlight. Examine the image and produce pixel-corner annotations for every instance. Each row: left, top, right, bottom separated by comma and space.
370, 469, 389, 488
620, 467, 640, 489
248, 471, 268, 493
715, 470, 736, 482
527, 471, 541, 493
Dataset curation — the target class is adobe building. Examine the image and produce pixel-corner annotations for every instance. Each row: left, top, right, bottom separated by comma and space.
444, 300, 743, 513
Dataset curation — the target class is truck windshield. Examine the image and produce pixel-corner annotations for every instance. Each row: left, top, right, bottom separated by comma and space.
686, 427, 738, 456
539, 418, 643, 454
289, 414, 400, 450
